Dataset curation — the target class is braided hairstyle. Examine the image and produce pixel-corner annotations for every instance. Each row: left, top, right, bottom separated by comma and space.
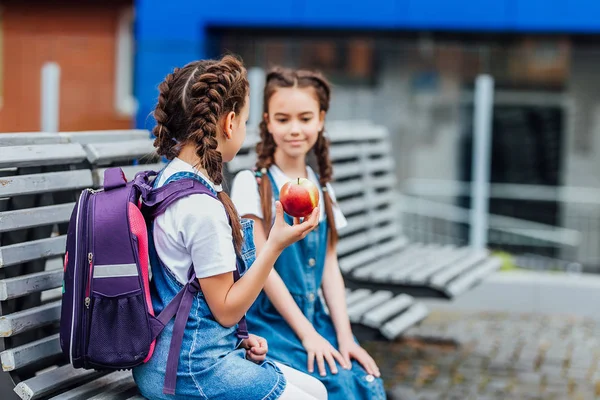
153, 55, 249, 253
255, 67, 338, 246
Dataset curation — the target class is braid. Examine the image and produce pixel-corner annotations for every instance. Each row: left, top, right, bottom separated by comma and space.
187, 56, 248, 253
314, 131, 338, 246
153, 68, 180, 160
255, 118, 277, 233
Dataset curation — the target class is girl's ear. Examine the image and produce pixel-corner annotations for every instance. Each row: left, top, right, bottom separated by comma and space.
318, 110, 326, 132
222, 111, 236, 140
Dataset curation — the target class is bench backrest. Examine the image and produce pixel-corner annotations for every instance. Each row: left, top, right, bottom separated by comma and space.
226, 121, 405, 275
0, 131, 160, 398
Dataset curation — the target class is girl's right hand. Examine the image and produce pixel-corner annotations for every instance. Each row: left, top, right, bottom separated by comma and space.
267, 201, 319, 252
301, 329, 349, 376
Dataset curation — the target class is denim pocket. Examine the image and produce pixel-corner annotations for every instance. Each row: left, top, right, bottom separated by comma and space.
87, 289, 150, 367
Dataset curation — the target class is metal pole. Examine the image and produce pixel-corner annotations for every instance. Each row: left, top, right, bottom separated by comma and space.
469, 75, 494, 249
248, 67, 265, 130
41, 62, 60, 132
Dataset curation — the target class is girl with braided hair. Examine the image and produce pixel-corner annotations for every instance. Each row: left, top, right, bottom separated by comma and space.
132, 56, 328, 399
231, 68, 386, 399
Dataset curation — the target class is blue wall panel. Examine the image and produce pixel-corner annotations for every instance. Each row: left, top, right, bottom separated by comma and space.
134, 0, 600, 129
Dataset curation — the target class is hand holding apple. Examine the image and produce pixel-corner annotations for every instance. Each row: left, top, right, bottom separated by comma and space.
280, 178, 320, 218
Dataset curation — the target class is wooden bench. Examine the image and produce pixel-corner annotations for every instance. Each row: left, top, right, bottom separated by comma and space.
227, 121, 502, 299
0, 129, 428, 399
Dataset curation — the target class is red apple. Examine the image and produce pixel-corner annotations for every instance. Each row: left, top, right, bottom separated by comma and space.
280, 178, 320, 218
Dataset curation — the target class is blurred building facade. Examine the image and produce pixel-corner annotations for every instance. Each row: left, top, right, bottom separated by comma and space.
133, 0, 600, 269
0, 0, 135, 132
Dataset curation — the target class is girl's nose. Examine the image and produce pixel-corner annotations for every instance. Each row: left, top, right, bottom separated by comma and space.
290, 121, 301, 135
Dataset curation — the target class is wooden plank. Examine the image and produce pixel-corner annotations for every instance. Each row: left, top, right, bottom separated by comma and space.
329, 144, 361, 161
430, 250, 489, 288
0, 301, 61, 337
347, 291, 393, 323
63, 130, 150, 144
345, 289, 371, 307
406, 247, 468, 283
0, 170, 92, 198
0, 203, 74, 233
0, 269, 63, 301
49, 371, 135, 400
380, 303, 429, 340
445, 257, 501, 297
332, 180, 364, 199
84, 140, 156, 164
93, 163, 165, 187
14, 364, 103, 400
333, 163, 362, 179
362, 294, 414, 329
0, 144, 87, 169
353, 246, 420, 280
337, 233, 369, 256
0, 133, 69, 146
1, 334, 60, 371
0, 236, 67, 268
338, 247, 377, 273
338, 197, 367, 215
388, 245, 446, 283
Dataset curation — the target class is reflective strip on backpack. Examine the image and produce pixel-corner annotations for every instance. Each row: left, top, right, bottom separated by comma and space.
93, 263, 139, 278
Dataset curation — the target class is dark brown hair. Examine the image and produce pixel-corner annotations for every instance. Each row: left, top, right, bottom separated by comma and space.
153, 55, 248, 253
255, 67, 337, 246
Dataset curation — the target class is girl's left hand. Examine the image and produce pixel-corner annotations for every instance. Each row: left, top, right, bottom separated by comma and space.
338, 337, 381, 378
241, 334, 268, 363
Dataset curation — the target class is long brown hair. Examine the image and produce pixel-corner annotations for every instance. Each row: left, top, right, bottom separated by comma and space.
255, 67, 338, 246
153, 55, 248, 253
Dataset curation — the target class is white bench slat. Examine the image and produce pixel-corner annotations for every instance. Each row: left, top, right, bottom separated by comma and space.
0, 170, 92, 198
430, 250, 490, 287
337, 233, 369, 257
331, 180, 364, 198
446, 257, 502, 297
353, 245, 422, 280
50, 370, 136, 400
94, 162, 166, 187
362, 294, 414, 328
338, 248, 377, 273
64, 130, 150, 144
84, 140, 156, 164
14, 364, 103, 400
347, 291, 393, 323
388, 245, 446, 282
1, 333, 60, 371
0, 133, 69, 146
0, 144, 87, 169
0, 203, 75, 233
406, 247, 468, 283
0, 269, 63, 301
329, 144, 360, 161
368, 248, 431, 282
334, 163, 361, 179
337, 196, 367, 215
345, 289, 371, 307
380, 303, 429, 340
0, 301, 61, 337
0, 236, 67, 268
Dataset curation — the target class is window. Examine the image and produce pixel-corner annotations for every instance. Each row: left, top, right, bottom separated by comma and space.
114, 7, 137, 116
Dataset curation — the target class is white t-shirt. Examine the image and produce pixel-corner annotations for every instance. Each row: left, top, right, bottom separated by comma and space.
230, 165, 348, 230
153, 158, 236, 285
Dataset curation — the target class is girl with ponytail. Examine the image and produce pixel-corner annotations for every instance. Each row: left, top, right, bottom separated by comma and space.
231, 68, 386, 399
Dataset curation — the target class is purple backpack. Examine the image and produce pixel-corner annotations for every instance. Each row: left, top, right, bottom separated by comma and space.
59, 168, 248, 395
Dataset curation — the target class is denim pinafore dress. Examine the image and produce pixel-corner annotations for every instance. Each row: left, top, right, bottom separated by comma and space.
132, 170, 286, 399
245, 170, 386, 399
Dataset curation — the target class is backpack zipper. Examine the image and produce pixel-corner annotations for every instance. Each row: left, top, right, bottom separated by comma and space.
82, 193, 95, 366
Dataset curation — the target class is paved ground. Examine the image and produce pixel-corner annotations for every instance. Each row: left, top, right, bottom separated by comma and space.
364, 309, 600, 399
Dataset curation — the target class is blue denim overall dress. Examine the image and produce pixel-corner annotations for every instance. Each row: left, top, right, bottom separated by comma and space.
133, 170, 286, 399
245, 170, 386, 399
